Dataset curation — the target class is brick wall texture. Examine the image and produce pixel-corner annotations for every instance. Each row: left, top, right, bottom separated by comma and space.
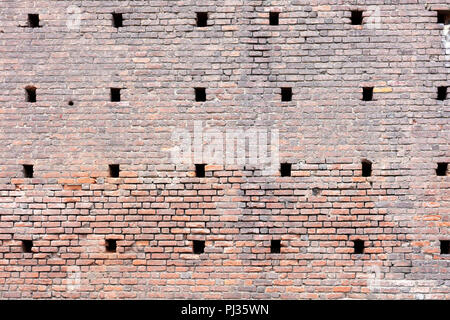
0, 0, 449, 299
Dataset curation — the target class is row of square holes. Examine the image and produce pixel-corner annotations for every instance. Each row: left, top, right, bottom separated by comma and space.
23, 86, 450, 103
18, 239, 450, 255
198, 162, 449, 177
18, 162, 448, 178
25, 10, 450, 29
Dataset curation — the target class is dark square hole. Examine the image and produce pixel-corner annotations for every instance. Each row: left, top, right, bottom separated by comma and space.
193, 240, 205, 254
25, 86, 36, 103
28, 14, 40, 28
436, 162, 448, 176
441, 240, 450, 254
312, 187, 321, 196
195, 88, 206, 102
351, 10, 363, 25
362, 160, 372, 177
281, 87, 292, 102
270, 240, 281, 253
196, 12, 208, 27
195, 164, 206, 177
437, 86, 447, 101
23, 165, 33, 178
280, 163, 292, 177
362, 87, 373, 101
22, 240, 33, 253
105, 239, 117, 252
353, 240, 365, 254
109, 164, 120, 177
437, 11, 450, 24
269, 12, 279, 25
112, 13, 123, 28
110, 88, 121, 102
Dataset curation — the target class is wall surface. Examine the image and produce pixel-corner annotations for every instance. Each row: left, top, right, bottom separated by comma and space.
0, 0, 449, 299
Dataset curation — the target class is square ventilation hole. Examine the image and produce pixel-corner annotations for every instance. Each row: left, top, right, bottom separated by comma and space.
270, 240, 281, 253
28, 14, 40, 28
110, 88, 121, 102
105, 239, 117, 252
195, 88, 206, 102
361, 160, 372, 177
109, 164, 120, 177
437, 86, 447, 101
441, 240, 450, 255
193, 240, 205, 254
281, 87, 292, 102
195, 164, 206, 177
436, 162, 448, 176
25, 86, 36, 103
351, 10, 363, 25
112, 13, 123, 28
280, 163, 292, 177
269, 12, 279, 25
22, 240, 33, 253
437, 11, 450, 24
362, 87, 373, 101
23, 165, 34, 178
196, 12, 208, 27
353, 240, 365, 254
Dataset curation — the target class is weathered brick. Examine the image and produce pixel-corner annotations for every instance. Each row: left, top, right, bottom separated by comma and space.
0, 0, 448, 300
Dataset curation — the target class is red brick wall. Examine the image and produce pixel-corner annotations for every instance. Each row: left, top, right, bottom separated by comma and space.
0, 0, 448, 299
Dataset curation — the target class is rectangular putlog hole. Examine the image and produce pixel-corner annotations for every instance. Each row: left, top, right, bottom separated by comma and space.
25, 86, 36, 103
195, 164, 206, 177
281, 87, 292, 102
22, 240, 33, 253
270, 240, 281, 253
110, 88, 121, 102
280, 163, 292, 177
437, 86, 447, 100
195, 87, 206, 102
441, 240, 450, 254
23, 165, 34, 178
196, 12, 208, 27
437, 11, 450, 24
109, 164, 120, 177
436, 162, 448, 176
269, 12, 279, 25
28, 14, 40, 28
193, 240, 205, 254
362, 87, 373, 101
361, 160, 372, 177
351, 10, 363, 25
105, 239, 117, 252
112, 13, 123, 28
353, 240, 365, 254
